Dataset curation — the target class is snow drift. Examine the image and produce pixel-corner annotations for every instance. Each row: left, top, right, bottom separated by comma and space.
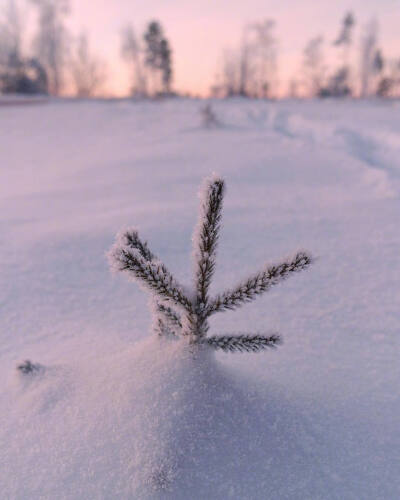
1, 98, 399, 499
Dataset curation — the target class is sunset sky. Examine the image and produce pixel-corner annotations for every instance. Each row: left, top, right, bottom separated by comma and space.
17, 0, 400, 96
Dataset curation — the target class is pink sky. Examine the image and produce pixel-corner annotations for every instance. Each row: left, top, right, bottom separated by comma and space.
45, 0, 400, 95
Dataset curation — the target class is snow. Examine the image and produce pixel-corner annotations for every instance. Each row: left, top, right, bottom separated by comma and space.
0, 97, 399, 499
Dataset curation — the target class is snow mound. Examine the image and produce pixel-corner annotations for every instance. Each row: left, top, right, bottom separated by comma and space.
2, 337, 330, 499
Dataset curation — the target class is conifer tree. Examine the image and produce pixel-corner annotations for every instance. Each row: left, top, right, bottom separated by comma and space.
143, 20, 173, 95
109, 175, 313, 353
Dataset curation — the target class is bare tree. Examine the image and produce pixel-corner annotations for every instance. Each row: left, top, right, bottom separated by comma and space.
326, 11, 356, 97
359, 19, 378, 98
250, 20, 278, 98
221, 49, 239, 96
372, 50, 399, 97
319, 67, 351, 98
30, 0, 70, 95
237, 25, 252, 96
71, 32, 105, 97
333, 11, 355, 65
287, 78, 299, 98
0, 0, 22, 60
303, 36, 325, 97
0, 0, 48, 94
120, 24, 147, 97
376, 76, 392, 97
0, 0, 23, 84
218, 26, 253, 97
376, 58, 400, 97
215, 19, 277, 98
392, 59, 400, 96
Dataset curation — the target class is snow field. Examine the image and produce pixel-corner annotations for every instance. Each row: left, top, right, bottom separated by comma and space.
0, 98, 399, 498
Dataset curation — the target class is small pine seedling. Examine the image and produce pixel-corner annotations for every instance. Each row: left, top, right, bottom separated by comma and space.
200, 103, 220, 128
108, 175, 313, 353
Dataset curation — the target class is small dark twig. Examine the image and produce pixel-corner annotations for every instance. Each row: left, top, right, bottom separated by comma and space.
17, 359, 42, 375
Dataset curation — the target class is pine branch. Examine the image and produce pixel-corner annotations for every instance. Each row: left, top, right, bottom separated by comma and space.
109, 245, 194, 314
206, 334, 282, 352
149, 298, 180, 337
153, 316, 179, 338
122, 228, 155, 262
193, 175, 225, 307
207, 251, 313, 315
156, 303, 182, 329
113, 228, 183, 335
182, 310, 209, 339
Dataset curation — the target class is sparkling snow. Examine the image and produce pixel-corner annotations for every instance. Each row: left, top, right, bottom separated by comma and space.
0, 98, 399, 499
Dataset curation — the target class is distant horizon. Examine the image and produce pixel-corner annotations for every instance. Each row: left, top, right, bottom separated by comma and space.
9, 0, 400, 96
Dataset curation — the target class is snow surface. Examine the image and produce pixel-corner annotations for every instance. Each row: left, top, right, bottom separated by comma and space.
1, 98, 399, 499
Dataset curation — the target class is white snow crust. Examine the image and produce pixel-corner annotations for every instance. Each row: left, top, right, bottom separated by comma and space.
0, 98, 399, 499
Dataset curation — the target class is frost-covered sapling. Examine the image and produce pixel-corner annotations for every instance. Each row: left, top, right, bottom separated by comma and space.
108, 175, 313, 353
200, 103, 221, 128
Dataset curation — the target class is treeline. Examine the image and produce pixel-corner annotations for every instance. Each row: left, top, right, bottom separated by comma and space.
0, 0, 105, 96
0, 1, 399, 99
298, 14, 399, 98
0, 0, 173, 98
212, 12, 400, 99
